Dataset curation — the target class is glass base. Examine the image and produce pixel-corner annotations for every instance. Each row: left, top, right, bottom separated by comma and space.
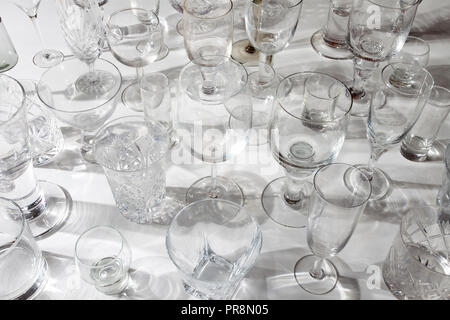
294, 255, 338, 295
186, 176, 244, 206
310, 30, 353, 60
28, 181, 73, 240
96, 272, 129, 295
14, 258, 48, 300
176, 19, 184, 36
32, 49, 64, 69
261, 177, 312, 228
355, 165, 390, 200
75, 70, 117, 96
231, 39, 259, 64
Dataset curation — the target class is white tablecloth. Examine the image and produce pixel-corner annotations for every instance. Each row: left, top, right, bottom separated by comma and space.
1, 0, 450, 300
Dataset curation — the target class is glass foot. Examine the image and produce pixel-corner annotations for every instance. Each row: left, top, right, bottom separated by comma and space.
186, 176, 244, 206
75, 70, 117, 96
232, 39, 259, 64
355, 165, 390, 200
294, 255, 338, 295
32, 49, 64, 69
122, 82, 142, 112
261, 177, 312, 228
28, 181, 73, 240
310, 30, 353, 60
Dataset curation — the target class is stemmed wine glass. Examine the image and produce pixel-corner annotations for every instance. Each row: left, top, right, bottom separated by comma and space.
8, 0, 64, 68
106, 8, 164, 112
262, 72, 352, 228
176, 55, 252, 205
347, 0, 422, 117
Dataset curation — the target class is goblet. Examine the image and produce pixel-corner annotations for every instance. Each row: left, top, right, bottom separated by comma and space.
106, 8, 164, 112
262, 72, 352, 228
37, 58, 122, 163
310, 0, 353, 60
357, 63, 434, 200
176, 56, 252, 205
294, 163, 372, 295
0, 75, 72, 239
347, 0, 422, 117
8, 0, 64, 68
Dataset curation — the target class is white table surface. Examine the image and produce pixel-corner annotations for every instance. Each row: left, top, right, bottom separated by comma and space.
1, 0, 450, 300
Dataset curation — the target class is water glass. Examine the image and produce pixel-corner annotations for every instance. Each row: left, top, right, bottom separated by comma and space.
401, 86, 450, 161
0, 198, 48, 300
383, 206, 450, 300
166, 199, 262, 300
75, 226, 132, 295
0, 17, 18, 73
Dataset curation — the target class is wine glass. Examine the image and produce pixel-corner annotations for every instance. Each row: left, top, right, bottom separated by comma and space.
106, 8, 164, 112
8, 0, 64, 68
294, 163, 372, 295
262, 72, 352, 228
347, 0, 422, 117
357, 63, 434, 200
176, 55, 252, 205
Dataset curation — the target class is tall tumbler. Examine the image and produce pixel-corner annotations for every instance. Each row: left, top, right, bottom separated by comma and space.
0, 17, 18, 73
401, 86, 450, 161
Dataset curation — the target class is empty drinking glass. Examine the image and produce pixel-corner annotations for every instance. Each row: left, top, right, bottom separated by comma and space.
294, 163, 372, 295
75, 226, 132, 295
166, 199, 263, 300
0, 17, 18, 73
401, 86, 450, 162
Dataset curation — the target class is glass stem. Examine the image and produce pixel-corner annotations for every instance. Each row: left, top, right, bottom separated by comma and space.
309, 258, 326, 280
30, 15, 46, 49
366, 144, 386, 181
284, 170, 312, 205
351, 57, 379, 98
208, 163, 219, 199
258, 52, 273, 84
88, 61, 95, 74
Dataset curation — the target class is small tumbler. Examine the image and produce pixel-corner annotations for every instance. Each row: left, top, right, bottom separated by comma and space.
0, 17, 18, 73
401, 86, 450, 161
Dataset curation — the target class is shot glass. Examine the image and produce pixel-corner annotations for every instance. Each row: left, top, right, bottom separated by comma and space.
75, 226, 131, 295
401, 86, 450, 161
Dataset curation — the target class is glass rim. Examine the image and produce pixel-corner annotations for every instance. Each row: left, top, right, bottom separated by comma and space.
403, 36, 430, 57
0, 74, 26, 127
382, 62, 434, 96
368, 0, 422, 10
249, 0, 304, 9
313, 163, 372, 209
106, 7, 160, 28
0, 198, 27, 261
276, 71, 353, 124
183, 0, 233, 20
74, 225, 127, 268
37, 58, 122, 114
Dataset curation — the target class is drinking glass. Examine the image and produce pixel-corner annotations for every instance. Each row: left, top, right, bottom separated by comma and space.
359, 63, 434, 200
169, 0, 185, 35
0, 17, 18, 73
347, 0, 422, 117
294, 163, 372, 295
383, 205, 450, 300
262, 72, 352, 228
245, 0, 303, 81
8, 0, 64, 68
0, 198, 48, 300
176, 56, 252, 205
106, 8, 164, 112
0, 75, 72, 239
37, 58, 122, 163
401, 86, 450, 162
166, 199, 263, 300
310, 0, 353, 60
75, 226, 132, 295
183, 0, 233, 61
93, 116, 184, 225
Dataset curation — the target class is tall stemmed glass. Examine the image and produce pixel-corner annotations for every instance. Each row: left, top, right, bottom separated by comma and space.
177, 56, 252, 205
8, 0, 64, 68
347, 0, 422, 117
294, 163, 372, 295
356, 63, 434, 200
106, 8, 164, 112
0, 75, 72, 239
262, 72, 352, 228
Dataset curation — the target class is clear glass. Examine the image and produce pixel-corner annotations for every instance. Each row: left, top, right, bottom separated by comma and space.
166, 199, 262, 300
310, 0, 353, 60
0, 198, 48, 300
106, 8, 164, 112
383, 205, 450, 300
176, 56, 252, 205
75, 226, 132, 295
361, 63, 434, 200
37, 58, 122, 164
183, 0, 233, 61
401, 86, 450, 161
294, 163, 372, 295
0, 75, 72, 239
261, 72, 353, 228
0, 18, 18, 73
437, 144, 450, 209
169, 0, 184, 35
347, 0, 422, 116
